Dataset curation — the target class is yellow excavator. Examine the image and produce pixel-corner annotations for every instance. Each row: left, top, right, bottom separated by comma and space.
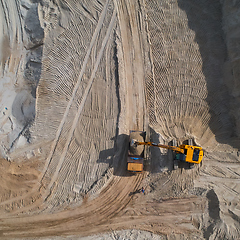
127, 131, 203, 172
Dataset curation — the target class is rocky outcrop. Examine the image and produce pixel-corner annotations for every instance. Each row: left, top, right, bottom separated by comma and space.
0, 0, 43, 157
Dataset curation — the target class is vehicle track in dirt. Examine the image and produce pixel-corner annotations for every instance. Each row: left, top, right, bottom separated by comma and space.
0, 3, 205, 240
0, 187, 205, 239
0, 0, 118, 215
0, 0, 148, 223
0, 2, 176, 239
115, 0, 146, 131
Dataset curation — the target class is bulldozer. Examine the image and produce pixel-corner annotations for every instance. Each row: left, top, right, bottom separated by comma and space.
127, 131, 203, 172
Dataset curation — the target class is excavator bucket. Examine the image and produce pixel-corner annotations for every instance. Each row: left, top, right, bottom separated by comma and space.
129, 131, 145, 156
130, 138, 140, 147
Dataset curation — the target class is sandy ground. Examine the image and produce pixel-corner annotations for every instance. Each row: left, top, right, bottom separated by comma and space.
0, 0, 240, 239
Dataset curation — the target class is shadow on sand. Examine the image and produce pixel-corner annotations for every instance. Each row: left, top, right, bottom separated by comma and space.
177, 0, 239, 149
98, 134, 133, 177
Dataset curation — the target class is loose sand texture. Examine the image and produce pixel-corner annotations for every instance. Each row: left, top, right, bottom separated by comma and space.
0, 0, 240, 239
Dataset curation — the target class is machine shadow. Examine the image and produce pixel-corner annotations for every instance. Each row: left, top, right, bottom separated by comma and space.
148, 128, 168, 173
98, 134, 134, 177
177, 0, 239, 149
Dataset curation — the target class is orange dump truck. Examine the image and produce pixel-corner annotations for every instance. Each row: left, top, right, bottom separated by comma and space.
127, 154, 144, 172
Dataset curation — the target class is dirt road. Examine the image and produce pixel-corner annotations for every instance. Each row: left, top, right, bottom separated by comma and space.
0, 183, 205, 238
115, 0, 147, 131
0, 1, 205, 239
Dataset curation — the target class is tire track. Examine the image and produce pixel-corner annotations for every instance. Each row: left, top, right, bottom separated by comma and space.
2, 10, 117, 216
40, 0, 111, 181
45, 9, 117, 197
114, 0, 146, 131
0, 0, 145, 218
0, 0, 111, 211
0, 192, 205, 238
0, 2, 207, 238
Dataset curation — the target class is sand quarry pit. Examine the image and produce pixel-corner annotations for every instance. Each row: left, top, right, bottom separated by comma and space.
0, 0, 240, 239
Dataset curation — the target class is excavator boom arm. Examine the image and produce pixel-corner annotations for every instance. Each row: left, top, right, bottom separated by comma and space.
136, 141, 185, 154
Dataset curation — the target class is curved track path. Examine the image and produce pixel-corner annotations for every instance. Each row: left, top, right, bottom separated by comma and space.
0, 1, 206, 239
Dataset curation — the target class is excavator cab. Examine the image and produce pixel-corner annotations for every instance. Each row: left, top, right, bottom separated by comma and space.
176, 145, 203, 164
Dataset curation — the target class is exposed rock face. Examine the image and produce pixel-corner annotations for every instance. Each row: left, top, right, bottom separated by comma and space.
0, 0, 43, 156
